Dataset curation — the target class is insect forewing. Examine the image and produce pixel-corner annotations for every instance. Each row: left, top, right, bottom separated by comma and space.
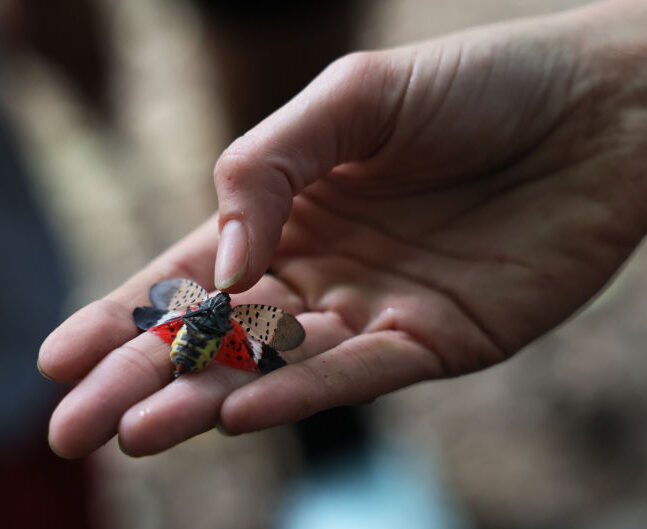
232, 304, 305, 351
134, 278, 208, 330
149, 278, 209, 311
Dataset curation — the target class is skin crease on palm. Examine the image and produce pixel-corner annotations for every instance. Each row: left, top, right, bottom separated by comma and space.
39, 0, 647, 458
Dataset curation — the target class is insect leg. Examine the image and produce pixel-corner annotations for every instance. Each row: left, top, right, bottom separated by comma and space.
183, 306, 208, 318
182, 317, 201, 333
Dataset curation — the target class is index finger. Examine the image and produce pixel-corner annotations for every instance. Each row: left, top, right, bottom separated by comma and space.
213, 50, 412, 293
38, 216, 222, 382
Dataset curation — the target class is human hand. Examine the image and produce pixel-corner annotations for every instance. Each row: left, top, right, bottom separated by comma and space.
40, 0, 647, 457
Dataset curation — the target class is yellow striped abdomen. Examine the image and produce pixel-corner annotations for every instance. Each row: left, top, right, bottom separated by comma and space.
170, 324, 222, 373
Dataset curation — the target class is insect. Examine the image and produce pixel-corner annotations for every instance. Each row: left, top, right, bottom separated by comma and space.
133, 278, 305, 378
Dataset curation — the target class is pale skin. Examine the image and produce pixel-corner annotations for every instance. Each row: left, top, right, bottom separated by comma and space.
39, 0, 647, 458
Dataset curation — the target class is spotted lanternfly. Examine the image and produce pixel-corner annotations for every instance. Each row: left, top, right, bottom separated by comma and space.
133, 278, 305, 378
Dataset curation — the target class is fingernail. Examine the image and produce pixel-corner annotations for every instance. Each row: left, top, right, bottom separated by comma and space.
215, 220, 248, 290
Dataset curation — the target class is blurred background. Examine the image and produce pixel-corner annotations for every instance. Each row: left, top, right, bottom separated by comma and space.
2, 0, 647, 528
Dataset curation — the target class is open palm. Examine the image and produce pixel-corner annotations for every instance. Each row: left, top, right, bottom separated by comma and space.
40, 1, 647, 457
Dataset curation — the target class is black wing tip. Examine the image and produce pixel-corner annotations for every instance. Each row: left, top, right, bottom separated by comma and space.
133, 305, 166, 330
257, 343, 287, 374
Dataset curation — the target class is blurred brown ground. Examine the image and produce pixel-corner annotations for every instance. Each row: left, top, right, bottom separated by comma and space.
3, 0, 647, 528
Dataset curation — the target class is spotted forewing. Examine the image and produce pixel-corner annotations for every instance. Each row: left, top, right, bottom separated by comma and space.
232, 304, 305, 351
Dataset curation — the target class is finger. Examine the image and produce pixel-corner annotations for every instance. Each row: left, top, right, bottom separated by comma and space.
219, 331, 444, 434
39, 217, 308, 383
38, 216, 222, 382
280, 311, 353, 363
117, 311, 352, 456
48, 332, 172, 459
37, 269, 299, 385
213, 50, 413, 293
118, 367, 255, 457
47, 277, 307, 458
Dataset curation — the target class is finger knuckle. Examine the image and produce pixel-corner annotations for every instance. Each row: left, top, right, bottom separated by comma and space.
213, 147, 258, 188
325, 51, 378, 87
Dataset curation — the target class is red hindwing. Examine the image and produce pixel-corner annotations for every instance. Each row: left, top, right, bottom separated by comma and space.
150, 318, 184, 345
215, 320, 258, 372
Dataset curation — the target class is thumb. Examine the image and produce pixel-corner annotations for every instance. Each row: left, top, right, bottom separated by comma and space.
213, 50, 411, 292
